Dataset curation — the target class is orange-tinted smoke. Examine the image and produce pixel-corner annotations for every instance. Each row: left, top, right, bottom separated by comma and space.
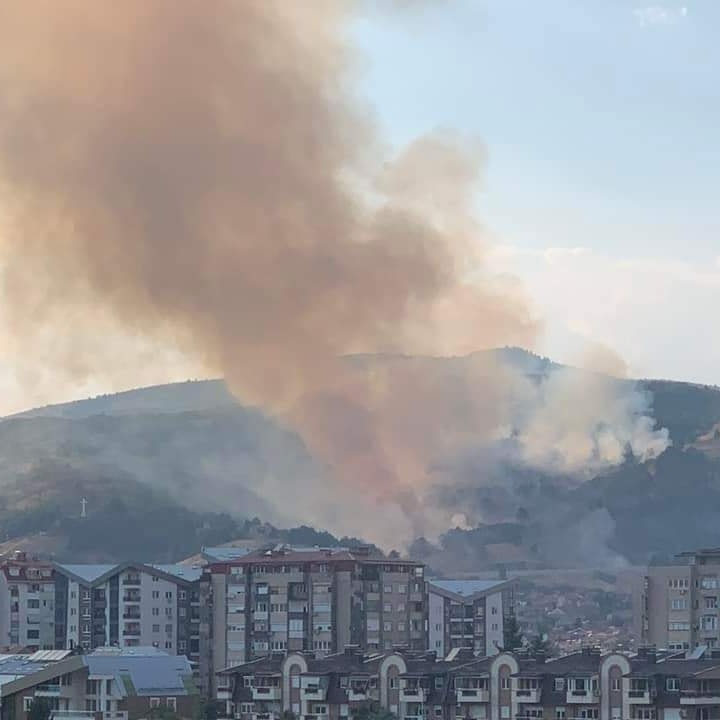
0, 1, 536, 522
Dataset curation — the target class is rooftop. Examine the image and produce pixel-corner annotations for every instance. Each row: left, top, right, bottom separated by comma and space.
85, 647, 196, 697
428, 578, 511, 599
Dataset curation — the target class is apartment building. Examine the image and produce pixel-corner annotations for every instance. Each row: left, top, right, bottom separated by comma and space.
0, 552, 56, 650
199, 545, 426, 697
217, 645, 720, 720
427, 579, 515, 657
0, 646, 198, 720
636, 548, 720, 651
52, 563, 202, 663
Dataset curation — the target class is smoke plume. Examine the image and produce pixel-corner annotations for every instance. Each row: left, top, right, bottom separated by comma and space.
0, 1, 667, 545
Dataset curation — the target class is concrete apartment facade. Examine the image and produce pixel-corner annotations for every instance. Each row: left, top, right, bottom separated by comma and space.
0, 553, 56, 650
427, 579, 515, 658
217, 645, 720, 720
636, 548, 720, 651
53, 563, 202, 662
199, 546, 426, 698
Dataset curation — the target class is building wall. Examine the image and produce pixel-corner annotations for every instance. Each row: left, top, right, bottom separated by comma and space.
485, 592, 503, 655
640, 565, 693, 649
428, 591, 445, 656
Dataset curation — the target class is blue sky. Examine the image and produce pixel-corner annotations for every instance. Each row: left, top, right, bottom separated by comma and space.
352, 0, 720, 382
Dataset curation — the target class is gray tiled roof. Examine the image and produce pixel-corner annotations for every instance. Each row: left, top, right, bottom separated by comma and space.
85, 648, 195, 697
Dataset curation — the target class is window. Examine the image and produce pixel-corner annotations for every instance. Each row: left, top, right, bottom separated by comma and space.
165, 641, 173, 649
501, 677, 510, 690
150, 698, 161, 708
398, 585, 407, 594
384, 585, 392, 594
179, 590, 186, 600
179, 607, 186, 617
666, 678, 680, 692
492, 623, 499, 631
633, 710, 655, 720
669, 578, 690, 589
86, 700, 98, 712
384, 622, 392, 632
27, 629, 40, 640
671, 598, 688, 610
27, 599, 40, 609
152, 591, 160, 599
397, 603, 405, 613
398, 622, 406, 632
435, 677, 444, 689
152, 608, 160, 616
701, 578, 718, 590
384, 603, 392, 612
611, 678, 622, 691
555, 678, 565, 691
491, 606, 498, 615
389, 678, 398, 689
434, 708, 442, 717
165, 607, 173, 617
166, 591, 173, 600
556, 711, 566, 720
70, 607, 77, 616
179, 640, 186, 651
152, 576, 159, 582
669, 622, 691, 631
578, 711, 598, 720
706, 597, 718, 610
165, 624, 173, 633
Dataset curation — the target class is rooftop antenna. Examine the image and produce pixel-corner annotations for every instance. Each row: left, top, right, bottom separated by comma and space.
81, 497, 88, 519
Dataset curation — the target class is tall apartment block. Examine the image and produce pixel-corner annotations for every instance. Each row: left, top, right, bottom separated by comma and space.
199, 546, 426, 697
427, 579, 514, 657
0, 553, 56, 649
53, 562, 202, 661
0, 553, 202, 669
636, 548, 720, 651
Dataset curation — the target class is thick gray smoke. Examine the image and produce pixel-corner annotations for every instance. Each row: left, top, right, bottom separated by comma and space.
0, 1, 668, 546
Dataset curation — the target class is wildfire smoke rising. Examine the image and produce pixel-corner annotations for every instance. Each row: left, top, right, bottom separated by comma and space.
0, 2, 666, 545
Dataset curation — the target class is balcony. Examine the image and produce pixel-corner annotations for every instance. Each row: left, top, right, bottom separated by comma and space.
35, 684, 61, 696
252, 687, 281, 701
400, 688, 425, 702
122, 575, 142, 586
122, 612, 141, 620
515, 688, 541, 704
566, 689, 598, 704
628, 690, 653, 704
123, 626, 141, 637
51, 713, 97, 720
122, 594, 141, 603
301, 687, 326, 701
457, 689, 489, 703
347, 688, 367, 702
680, 691, 720, 706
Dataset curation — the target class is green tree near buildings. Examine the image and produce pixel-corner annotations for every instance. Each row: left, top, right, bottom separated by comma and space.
502, 613, 523, 651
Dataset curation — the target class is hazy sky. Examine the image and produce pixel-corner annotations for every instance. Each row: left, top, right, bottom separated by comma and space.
353, 0, 720, 384
0, 1, 717, 414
